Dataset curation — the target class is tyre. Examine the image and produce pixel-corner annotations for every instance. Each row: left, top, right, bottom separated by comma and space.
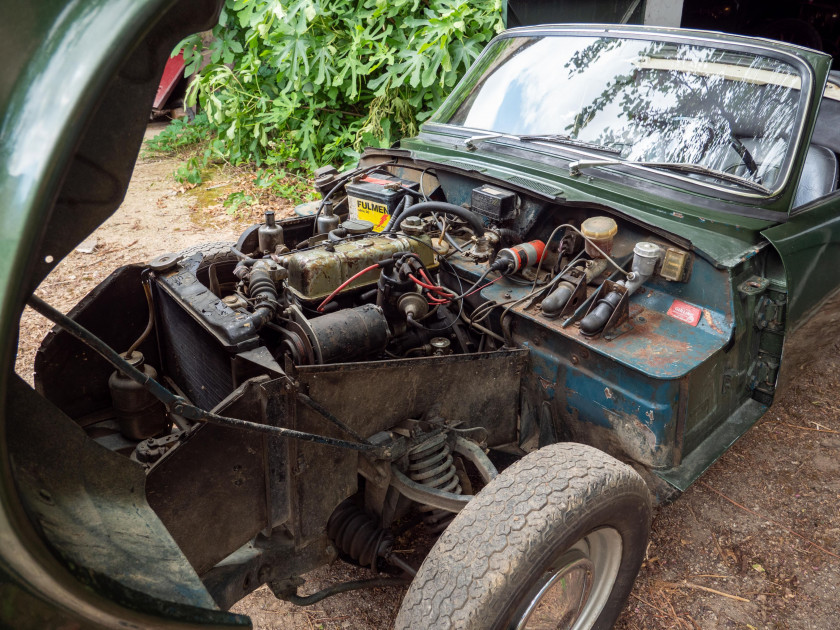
177, 241, 239, 293
395, 443, 651, 630
177, 241, 238, 270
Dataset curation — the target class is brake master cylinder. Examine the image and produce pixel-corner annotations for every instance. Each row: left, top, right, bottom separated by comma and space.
580, 242, 663, 336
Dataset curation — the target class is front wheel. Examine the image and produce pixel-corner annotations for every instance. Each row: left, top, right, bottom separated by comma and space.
395, 443, 651, 630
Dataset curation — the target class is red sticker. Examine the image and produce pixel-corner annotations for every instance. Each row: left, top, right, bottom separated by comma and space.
667, 300, 702, 326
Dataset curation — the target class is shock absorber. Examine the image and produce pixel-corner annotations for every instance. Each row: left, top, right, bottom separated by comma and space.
407, 433, 462, 533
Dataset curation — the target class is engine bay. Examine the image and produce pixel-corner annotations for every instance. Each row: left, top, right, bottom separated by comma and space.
32, 156, 744, 607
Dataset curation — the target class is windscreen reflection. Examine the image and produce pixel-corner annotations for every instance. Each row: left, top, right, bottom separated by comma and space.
440, 36, 803, 189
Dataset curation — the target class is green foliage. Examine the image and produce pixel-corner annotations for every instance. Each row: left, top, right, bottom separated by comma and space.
253, 168, 319, 202
223, 190, 256, 214
179, 0, 503, 169
174, 156, 206, 185
144, 112, 213, 155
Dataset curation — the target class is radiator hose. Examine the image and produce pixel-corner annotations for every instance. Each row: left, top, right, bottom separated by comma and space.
393, 201, 486, 237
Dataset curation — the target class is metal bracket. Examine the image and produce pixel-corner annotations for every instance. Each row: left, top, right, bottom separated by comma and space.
581, 280, 631, 340
555, 266, 590, 320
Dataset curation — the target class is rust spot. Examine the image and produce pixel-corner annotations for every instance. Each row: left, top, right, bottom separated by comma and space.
703, 309, 723, 335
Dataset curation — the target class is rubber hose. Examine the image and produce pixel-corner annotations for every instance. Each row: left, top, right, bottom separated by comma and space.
394, 201, 485, 237
495, 228, 520, 246
384, 196, 408, 232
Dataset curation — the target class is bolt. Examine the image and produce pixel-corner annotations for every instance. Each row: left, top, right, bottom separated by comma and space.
503, 291, 511, 299
571, 355, 579, 365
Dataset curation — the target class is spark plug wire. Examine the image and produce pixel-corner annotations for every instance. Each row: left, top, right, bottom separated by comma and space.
317, 263, 381, 312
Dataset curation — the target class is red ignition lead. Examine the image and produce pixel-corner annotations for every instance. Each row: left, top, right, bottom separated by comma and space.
317, 264, 380, 312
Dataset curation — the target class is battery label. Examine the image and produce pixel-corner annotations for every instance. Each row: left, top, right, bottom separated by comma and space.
666, 300, 702, 326
351, 197, 390, 232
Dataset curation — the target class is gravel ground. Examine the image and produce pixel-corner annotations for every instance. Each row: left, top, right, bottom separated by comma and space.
14, 133, 840, 629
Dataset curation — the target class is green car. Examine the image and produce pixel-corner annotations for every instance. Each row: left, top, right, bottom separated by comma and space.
3, 1, 838, 628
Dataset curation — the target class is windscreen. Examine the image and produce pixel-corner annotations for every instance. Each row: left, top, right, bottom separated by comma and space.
435, 35, 806, 190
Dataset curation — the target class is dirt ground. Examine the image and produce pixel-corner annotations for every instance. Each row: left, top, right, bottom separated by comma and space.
14, 127, 840, 629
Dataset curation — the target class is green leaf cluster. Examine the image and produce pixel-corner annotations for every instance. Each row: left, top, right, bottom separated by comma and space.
179, 0, 503, 170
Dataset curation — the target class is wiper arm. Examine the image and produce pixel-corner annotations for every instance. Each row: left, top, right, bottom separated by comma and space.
464, 132, 520, 150
569, 159, 772, 195
518, 134, 623, 155
464, 132, 621, 155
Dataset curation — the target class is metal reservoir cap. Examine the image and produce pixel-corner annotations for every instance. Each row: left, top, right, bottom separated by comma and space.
341, 219, 375, 235
632, 241, 662, 277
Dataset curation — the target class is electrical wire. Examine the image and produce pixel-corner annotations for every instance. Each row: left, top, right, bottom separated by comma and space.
467, 249, 586, 328
555, 223, 629, 278
317, 263, 380, 312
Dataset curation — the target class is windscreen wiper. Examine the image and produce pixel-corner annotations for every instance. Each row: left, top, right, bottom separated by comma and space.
518, 134, 623, 155
569, 159, 772, 195
464, 132, 621, 155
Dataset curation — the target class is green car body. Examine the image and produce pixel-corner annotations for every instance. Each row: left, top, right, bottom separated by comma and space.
1, 3, 837, 627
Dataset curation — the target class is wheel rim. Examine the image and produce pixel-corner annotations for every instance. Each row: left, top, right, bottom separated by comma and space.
512, 527, 623, 630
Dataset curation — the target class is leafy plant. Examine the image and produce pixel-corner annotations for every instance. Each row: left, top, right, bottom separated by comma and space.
144, 112, 214, 155
174, 156, 206, 185
178, 0, 503, 170
223, 190, 257, 214
253, 168, 318, 202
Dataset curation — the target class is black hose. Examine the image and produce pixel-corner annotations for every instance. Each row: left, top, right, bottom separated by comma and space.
246, 265, 280, 330
276, 577, 411, 606
383, 195, 408, 232
495, 228, 520, 246
394, 201, 486, 237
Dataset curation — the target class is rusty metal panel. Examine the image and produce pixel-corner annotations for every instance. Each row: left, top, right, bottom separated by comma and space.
146, 379, 270, 575
294, 349, 527, 442
290, 349, 527, 543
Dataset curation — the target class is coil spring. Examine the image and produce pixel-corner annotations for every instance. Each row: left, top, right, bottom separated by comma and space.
327, 499, 394, 570
408, 433, 462, 533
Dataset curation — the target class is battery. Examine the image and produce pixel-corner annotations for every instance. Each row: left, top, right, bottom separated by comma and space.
345, 172, 419, 232
471, 184, 517, 221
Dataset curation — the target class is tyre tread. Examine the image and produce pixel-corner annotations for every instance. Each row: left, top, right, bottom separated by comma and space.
395, 443, 650, 630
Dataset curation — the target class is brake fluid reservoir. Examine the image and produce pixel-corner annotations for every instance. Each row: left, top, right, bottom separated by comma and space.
109, 351, 170, 440
581, 216, 618, 258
